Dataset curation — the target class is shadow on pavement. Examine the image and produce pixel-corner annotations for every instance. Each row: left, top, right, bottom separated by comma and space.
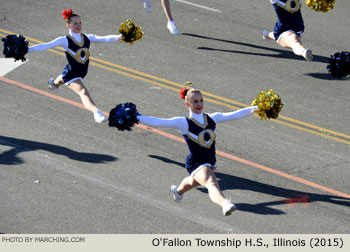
304, 72, 350, 81
149, 154, 349, 215
149, 154, 185, 168
0, 135, 117, 165
182, 33, 330, 64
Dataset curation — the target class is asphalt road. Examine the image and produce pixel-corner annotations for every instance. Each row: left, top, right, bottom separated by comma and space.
0, 0, 349, 234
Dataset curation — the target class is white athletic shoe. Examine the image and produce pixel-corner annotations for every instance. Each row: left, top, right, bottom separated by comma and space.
94, 109, 107, 123
261, 29, 270, 40
302, 48, 313, 61
170, 185, 183, 203
143, 0, 151, 13
167, 21, 179, 35
222, 200, 236, 216
48, 78, 58, 90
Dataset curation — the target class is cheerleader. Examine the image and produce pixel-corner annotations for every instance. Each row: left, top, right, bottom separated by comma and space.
261, 0, 313, 61
137, 88, 258, 216
143, 0, 179, 35
28, 9, 123, 123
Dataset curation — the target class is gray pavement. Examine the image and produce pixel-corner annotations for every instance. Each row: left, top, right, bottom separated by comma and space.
0, 0, 349, 234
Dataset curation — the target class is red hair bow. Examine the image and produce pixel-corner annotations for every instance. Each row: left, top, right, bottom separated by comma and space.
180, 87, 189, 100
62, 9, 73, 20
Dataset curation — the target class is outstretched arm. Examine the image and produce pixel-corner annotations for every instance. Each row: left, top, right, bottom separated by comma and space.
28, 36, 68, 52
209, 106, 258, 123
137, 115, 188, 134
87, 34, 122, 43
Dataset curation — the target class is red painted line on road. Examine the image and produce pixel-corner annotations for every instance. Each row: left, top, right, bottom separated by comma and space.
0, 76, 87, 111
216, 150, 350, 199
137, 123, 186, 143
1, 75, 349, 199
280, 195, 310, 208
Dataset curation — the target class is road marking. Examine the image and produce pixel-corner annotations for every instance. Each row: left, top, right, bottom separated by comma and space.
0, 75, 87, 110
1, 75, 349, 199
175, 0, 221, 12
0, 29, 349, 145
0, 58, 26, 77
280, 195, 310, 208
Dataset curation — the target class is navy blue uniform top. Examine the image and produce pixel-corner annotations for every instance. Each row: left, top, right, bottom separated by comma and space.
183, 113, 216, 174
272, 0, 304, 40
62, 33, 91, 83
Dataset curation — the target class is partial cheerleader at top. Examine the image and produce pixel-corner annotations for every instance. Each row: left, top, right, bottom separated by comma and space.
261, 0, 313, 61
108, 87, 283, 216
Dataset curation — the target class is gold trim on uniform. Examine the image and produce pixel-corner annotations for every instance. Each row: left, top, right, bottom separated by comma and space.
188, 114, 208, 128
186, 129, 216, 149
66, 48, 90, 64
68, 34, 85, 47
275, 0, 301, 13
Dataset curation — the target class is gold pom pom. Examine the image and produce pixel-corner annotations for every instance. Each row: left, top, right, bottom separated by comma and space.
251, 89, 284, 120
305, 0, 335, 13
119, 19, 144, 45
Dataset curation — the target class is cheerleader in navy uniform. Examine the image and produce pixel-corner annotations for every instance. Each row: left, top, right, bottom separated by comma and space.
261, 0, 313, 61
28, 9, 124, 123
136, 88, 258, 216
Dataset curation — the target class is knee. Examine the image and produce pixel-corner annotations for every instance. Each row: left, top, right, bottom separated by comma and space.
78, 87, 88, 96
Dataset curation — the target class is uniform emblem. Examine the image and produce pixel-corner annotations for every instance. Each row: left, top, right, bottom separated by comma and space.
197, 129, 216, 148
66, 47, 90, 64
66, 34, 90, 64
275, 0, 301, 13
186, 114, 216, 149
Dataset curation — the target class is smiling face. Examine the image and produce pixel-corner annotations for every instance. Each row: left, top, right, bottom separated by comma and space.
67, 15, 82, 33
185, 91, 204, 114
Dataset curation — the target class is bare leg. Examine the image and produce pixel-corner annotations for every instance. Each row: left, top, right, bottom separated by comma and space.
278, 31, 305, 56
67, 80, 98, 113
267, 31, 275, 40
192, 166, 227, 206
53, 74, 65, 88
177, 175, 200, 195
262, 29, 275, 41
162, 0, 174, 21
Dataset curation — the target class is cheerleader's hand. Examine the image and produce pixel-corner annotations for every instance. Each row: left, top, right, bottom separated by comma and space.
119, 19, 144, 45
251, 89, 284, 120
2, 34, 29, 62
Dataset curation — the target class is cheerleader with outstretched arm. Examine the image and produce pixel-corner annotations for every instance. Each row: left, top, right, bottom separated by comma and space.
137, 88, 258, 216
28, 9, 123, 123
108, 86, 282, 215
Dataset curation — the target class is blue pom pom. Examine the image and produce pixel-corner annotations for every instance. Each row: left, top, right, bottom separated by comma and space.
327, 51, 350, 79
108, 102, 140, 131
2, 34, 29, 62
